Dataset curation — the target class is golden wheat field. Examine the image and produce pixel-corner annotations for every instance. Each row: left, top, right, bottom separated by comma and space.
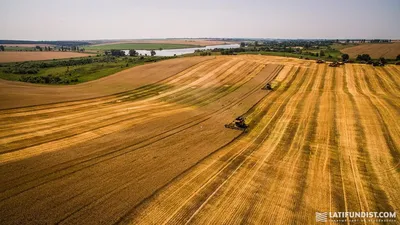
341, 42, 400, 59
0, 55, 399, 224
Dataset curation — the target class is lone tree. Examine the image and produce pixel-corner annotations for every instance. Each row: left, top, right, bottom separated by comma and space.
0, 45, 5, 51
396, 54, 400, 61
129, 49, 138, 56
319, 50, 325, 57
150, 50, 156, 57
240, 42, 246, 48
341, 54, 350, 62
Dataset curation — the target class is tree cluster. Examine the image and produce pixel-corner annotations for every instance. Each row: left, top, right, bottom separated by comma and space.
341, 54, 349, 62
356, 54, 372, 62
199, 51, 212, 56
105, 50, 126, 57
129, 49, 138, 56
19, 74, 78, 84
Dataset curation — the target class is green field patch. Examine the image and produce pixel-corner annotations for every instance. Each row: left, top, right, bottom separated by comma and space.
84, 43, 201, 51
4, 46, 37, 51
0, 56, 172, 84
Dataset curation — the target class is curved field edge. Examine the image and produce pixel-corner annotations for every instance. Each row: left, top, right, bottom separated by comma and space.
340, 42, 400, 59
0, 55, 398, 225
0, 56, 212, 109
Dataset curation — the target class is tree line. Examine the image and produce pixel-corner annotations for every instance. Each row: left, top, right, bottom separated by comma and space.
105, 49, 156, 57
0, 40, 90, 46
0, 45, 86, 52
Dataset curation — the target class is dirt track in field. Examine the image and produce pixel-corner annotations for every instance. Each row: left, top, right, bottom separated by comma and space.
0, 52, 94, 63
0, 56, 399, 224
341, 42, 400, 59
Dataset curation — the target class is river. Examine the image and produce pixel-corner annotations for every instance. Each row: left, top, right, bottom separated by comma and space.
123, 43, 240, 57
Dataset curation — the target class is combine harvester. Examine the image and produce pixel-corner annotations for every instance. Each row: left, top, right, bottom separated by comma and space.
329, 61, 345, 67
329, 62, 339, 67
225, 116, 248, 132
262, 83, 273, 90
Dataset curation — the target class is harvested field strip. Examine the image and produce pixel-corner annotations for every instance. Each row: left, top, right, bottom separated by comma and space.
340, 42, 400, 59
341, 66, 374, 216
1, 62, 280, 171
1, 62, 280, 181
0, 103, 186, 153
0, 58, 221, 119
0, 59, 280, 203
352, 65, 400, 165
327, 68, 348, 216
123, 63, 313, 224
365, 67, 400, 111
378, 67, 400, 91
358, 67, 400, 115
348, 65, 400, 210
0, 58, 231, 120
121, 61, 400, 225
303, 66, 339, 217
0, 110, 210, 198
0, 56, 398, 224
164, 63, 263, 106
0, 61, 232, 132
0, 56, 212, 110
343, 64, 396, 214
0, 107, 194, 164
233, 64, 320, 224
119, 65, 288, 222
0, 59, 233, 128
0, 60, 266, 152
193, 66, 318, 225
0, 59, 263, 160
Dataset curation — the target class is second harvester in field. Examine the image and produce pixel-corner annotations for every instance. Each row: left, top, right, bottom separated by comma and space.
225, 116, 248, 131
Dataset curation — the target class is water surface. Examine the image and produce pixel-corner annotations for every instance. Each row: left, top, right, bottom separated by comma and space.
123, 44, 240, 56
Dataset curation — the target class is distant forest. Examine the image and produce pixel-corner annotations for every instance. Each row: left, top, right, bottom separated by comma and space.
0, 40, 90, 46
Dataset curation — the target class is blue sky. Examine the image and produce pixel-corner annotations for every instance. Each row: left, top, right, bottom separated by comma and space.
1, 0, 399, 40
